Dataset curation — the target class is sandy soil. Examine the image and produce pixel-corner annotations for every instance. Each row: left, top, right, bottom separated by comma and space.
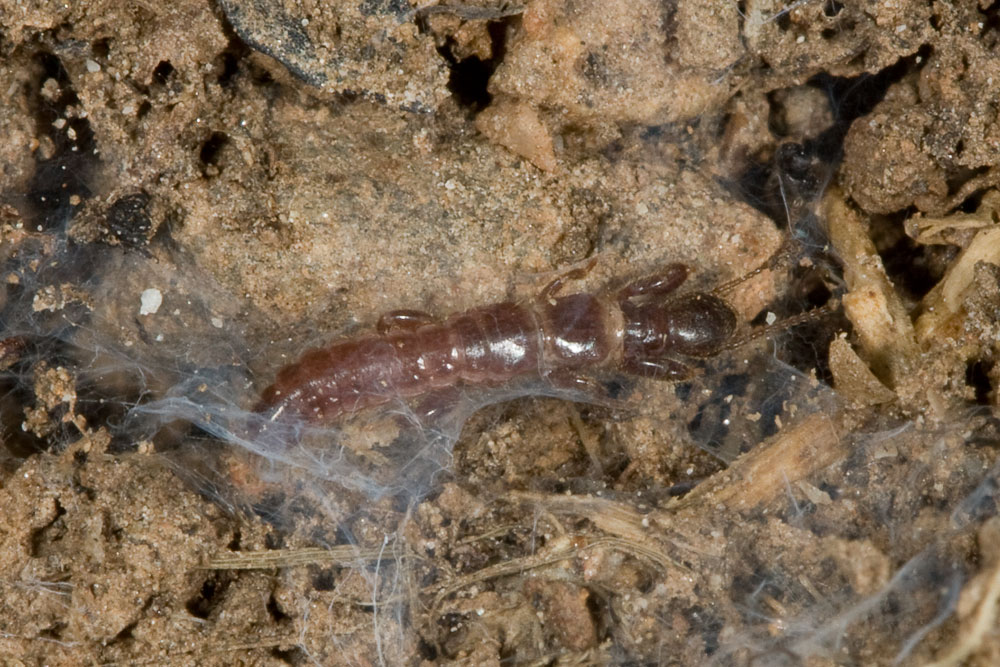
3, 0, 1000, 664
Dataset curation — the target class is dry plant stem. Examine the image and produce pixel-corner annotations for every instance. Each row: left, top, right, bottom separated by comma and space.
914, 191, 1000, 344
823, 186, 919, 389
665, 411, 845, 514
509, 491, 709, 565
426, 534, 679, 623
508, 413, 847, 580
907, 190, 1000, 245
205, 545, 419, 570
510, 491, 652, 546
428, 542, 579, 609
915, 226, 1000, 343
827, 337, 897, 406
932, 167, 1000, 217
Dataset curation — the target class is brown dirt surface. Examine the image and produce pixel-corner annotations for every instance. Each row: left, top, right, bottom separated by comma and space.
3, 0, 1000, 665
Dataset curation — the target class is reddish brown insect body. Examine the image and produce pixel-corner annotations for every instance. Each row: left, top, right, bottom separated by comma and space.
255, 264, 739, 425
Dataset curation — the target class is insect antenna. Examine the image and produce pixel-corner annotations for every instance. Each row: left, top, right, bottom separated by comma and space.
716, 298, 841, 353
711, 236, 802, 297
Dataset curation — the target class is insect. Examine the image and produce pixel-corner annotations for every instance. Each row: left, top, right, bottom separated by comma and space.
254, 258, 775, 427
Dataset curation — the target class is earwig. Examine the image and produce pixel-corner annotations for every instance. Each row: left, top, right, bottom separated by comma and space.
254, 259, 788, 427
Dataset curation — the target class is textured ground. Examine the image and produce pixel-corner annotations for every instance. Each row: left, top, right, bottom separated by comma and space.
3, 1, 1000, 664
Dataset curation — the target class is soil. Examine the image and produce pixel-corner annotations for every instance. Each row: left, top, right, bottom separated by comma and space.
3, 0, 1000, 664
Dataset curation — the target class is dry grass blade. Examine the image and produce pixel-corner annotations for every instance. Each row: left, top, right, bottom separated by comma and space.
666, 411, 845, 513
205, 545, 422, 570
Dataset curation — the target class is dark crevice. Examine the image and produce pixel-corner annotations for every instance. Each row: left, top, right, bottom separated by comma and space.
445, 53, 493, 109
217, 50, 241, 86
266, 592, 290, 622
151, 60, 175, 85
0, 246, 131, 457
25, 52, 99, 231
250, 493, 289, 527
819, 481, 841, 500
878, 225, 952, 301
823, 0, 844, 17
587, 586, 615, 645
967, 360, 994, 405
984, 2, 1000, 41
312, 567, 337, 591
92, 38, 111, 59
773, 296, 844, 387
109, 620, 138, 645
418, 638, 438, 660
947, 165, 990, 197
687, 373, 751, 445
29, 498, 67, 557
72, 470, 97, 501
217, 37, 252, 87
958, 190, 987, 213
0, 376, 48, 460
264, 529, 286, 550
734, 50, 916, 226
199, 131, 229, 167
39, 622, 68, 641
665, 479, 700, 497
185, 573, 231, 619
433, 19, 511, 111
270, 646, 307, 664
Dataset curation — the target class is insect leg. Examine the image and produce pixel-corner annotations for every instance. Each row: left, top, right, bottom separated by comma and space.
618, 264, 689, 303
542, 369, 628, 407
539, 257, 599, 301
377, 309, 436, 334
407, 386, 464, 424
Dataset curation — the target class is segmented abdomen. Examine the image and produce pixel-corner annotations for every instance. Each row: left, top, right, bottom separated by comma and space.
255, 303, 540, 423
